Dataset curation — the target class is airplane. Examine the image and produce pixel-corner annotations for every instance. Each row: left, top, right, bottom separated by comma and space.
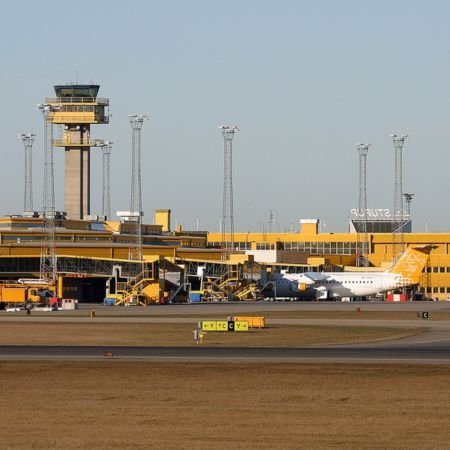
267, 245, 434, 300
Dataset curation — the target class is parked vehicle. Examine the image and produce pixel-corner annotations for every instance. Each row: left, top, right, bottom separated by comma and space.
0, 281, 56, 310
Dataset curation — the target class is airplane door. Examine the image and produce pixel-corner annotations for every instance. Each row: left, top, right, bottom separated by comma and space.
375, 276, 383, 291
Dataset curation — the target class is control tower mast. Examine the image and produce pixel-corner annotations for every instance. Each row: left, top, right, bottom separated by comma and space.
46, 84, 109, 220
18, 133, 36, 213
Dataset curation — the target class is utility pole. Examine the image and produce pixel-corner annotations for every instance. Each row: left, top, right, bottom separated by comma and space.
38, 104, 59, 283
391, 133, 408, 259
356, 143, 370, 266
18, 133, 36, 213
219, 125, 239, 260
128, 115, 147, 263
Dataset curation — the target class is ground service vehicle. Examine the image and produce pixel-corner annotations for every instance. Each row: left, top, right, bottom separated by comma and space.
0, 282, 56, 310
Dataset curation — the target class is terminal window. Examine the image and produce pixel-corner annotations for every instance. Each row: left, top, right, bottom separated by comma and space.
235, 242, 251, 250
256, 243, 275, 250
283, 241, 356, 255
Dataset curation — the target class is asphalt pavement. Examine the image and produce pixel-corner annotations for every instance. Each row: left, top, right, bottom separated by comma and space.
0, 343, 449, 363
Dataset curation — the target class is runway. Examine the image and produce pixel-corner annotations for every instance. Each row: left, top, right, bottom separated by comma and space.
1, 342, 450, 363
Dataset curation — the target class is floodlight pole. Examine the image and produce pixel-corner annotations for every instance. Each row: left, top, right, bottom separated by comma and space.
391, 133, 408, 259
356, 143, 370, 266
219, 125, 239, 261
128, 115, 147, 264
18, 133, 36, 213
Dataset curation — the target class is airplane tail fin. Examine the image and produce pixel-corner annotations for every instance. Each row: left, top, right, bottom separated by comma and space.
386, 245, 435, 284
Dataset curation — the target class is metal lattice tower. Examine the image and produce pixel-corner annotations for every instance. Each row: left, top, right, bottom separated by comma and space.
356, 143, 370, 266
18, 133, 36, 213
128, 115, 147, 262
391, 133, 408, 259
38, 104, 58, 282
219, 126, 239, 260
95, 140, 113, 219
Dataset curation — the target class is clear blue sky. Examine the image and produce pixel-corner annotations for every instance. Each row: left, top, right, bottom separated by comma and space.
1, 0, 449, 232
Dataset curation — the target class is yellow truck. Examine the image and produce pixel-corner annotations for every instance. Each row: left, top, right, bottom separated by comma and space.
0, 282, 56, 310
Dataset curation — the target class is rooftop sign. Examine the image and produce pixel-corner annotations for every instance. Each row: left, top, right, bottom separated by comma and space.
350, 208, 392, 219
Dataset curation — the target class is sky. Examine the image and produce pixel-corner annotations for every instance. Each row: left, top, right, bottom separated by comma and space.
1, 0, 450, 233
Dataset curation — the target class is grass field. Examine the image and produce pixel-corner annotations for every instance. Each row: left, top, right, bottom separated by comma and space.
0, 361, 449, 449
0, 322, 422, 347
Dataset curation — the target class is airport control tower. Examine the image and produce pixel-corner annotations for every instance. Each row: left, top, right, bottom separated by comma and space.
46, 84, 109, 219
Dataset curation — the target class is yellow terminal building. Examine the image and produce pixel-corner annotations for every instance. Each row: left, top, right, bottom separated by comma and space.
1, 212, 450, 301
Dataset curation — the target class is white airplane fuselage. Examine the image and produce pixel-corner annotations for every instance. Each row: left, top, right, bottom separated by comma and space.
268, 246, 433, 300
274, 272, 404, 299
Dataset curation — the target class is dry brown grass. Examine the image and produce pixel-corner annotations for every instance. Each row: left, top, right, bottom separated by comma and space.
0, 322, 422, 347
0, 361, 449, 449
